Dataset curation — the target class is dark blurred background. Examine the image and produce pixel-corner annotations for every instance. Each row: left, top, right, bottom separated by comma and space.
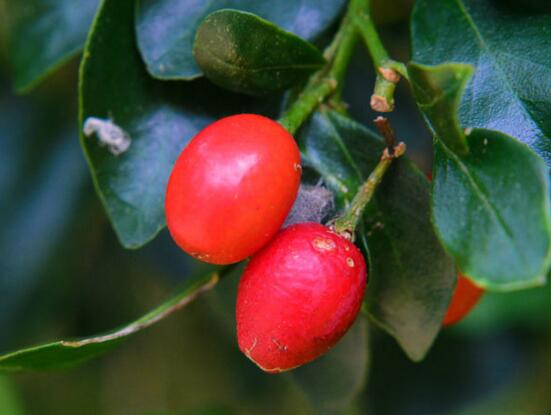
1, 1, 551, 414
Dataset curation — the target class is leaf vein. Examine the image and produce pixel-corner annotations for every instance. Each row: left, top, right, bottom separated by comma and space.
439, 141, 530, 269
454, 0, 545, 141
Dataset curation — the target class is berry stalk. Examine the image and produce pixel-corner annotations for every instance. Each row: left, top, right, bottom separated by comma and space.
278, 0, 366, 135
353, 0, 407, 113
332, 117, 406, 240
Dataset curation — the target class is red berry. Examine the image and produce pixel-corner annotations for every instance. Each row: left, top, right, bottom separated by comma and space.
165, 114, 301, 265
443, 274, 484, 326
236, 222, 367, 373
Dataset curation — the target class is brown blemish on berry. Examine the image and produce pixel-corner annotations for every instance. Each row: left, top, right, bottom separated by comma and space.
346, 257, 355, 268
251, 358, 299, 374
294, 163, 302, 172
245, 337, 258, 356
193, 253, 211, 261
242, 339, 299, 374
339, 230, 354, 242
271, 337, 288, 352
312, 237, 337, 252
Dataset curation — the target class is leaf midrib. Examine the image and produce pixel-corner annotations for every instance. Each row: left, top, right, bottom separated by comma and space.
453, 0, 545, 139
201, 46, 322, 75
437, 139, 530, 270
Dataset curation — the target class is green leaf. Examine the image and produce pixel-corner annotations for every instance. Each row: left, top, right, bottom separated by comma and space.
80, 0, 259, 248
290, 316, 368, 415
300, 110, 456, 361
5, 0, 99, 93
433, 130, 551, 290
135, 0, 346, 80
409, 63, 551, 290
193, 10, 325, 96
408, 62, 473, 155
0, 272, 219, 372
411, 0, 551, 168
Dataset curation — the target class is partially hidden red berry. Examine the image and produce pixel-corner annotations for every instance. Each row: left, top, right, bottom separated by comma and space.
236, 222, 367, 373
165, 114, 301, 265
443, 274, 484, 326
427, 172, 485, 327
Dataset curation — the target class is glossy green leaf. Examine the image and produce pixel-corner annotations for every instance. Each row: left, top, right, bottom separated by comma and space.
408, 62, 473, 155
433, 131, 551, 290
0, 272, 219, 372
80, 0, 259, 248
5, 0, 99, 93
300, 110, 456, 361
193, 10, 324, 96
411, 0, 551, 167
135, 0, 346, 80
290, 316, 368, 415
409, 63, 551, 290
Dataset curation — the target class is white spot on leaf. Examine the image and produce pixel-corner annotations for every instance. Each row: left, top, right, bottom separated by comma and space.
83, 117, 131, 156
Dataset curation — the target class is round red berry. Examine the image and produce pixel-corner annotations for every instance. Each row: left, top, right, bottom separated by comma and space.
443, 273, 484, 326
165, 114, 301, 265
236, 222, 367, 373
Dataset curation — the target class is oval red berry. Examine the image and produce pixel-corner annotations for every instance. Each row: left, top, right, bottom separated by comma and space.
236, 222, 367, 373
165, 114, 301, 265
443, 273, 484, 326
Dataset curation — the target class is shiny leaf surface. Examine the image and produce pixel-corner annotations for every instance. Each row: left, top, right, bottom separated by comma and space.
193, 10, 324, 96
411, 0, 551, 167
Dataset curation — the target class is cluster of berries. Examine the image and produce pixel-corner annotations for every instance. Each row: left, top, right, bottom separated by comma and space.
165, 114, 482, 372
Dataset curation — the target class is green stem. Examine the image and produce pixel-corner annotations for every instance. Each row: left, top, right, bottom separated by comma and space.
278, 0, 363, 135
371, 75, 396, 112
327, 2, 361, 99
353, 0, 408, 112
332, 142, 406, 239
278, 78, 335, 135
354, 10, 389, 70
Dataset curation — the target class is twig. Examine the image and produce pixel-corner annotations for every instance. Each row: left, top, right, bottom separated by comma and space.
331, 118, 406, 240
